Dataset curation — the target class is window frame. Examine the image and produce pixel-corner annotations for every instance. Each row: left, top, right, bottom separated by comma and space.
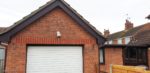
118, 38, 122, 44
109, 40, 112, 44
123, 47, 148, 66
0, 47, 5, 73
125, 37, 130, 44
99, 48, 105, 64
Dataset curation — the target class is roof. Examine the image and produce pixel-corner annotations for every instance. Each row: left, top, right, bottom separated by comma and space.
129, 30, 150, 46
0, 0, 105, 45
129, 23, 150, 46
107, 25, 143, 40
146, 14, 150, 19
0, 27, 7, 33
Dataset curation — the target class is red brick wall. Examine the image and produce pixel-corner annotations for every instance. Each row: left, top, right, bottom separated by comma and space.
148, 48, 150, 69
112, 39, 117, 44
5, 8, 99, 73
100, 48, 123, 73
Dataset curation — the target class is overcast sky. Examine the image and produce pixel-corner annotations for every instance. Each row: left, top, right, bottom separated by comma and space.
0, 0, 149, 33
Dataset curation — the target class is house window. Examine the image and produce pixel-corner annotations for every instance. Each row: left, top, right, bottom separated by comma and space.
118, 38, 122, 44
124, 47, 147, 66
104, 41, 108, 44
0, 48, 5, 73
128, 48, 136, 58
125, 37, 130, 44
109, 40, 112, 44
100, 48, 104, 64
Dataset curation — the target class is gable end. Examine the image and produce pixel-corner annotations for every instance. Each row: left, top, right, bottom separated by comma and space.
0, 0, 105, 45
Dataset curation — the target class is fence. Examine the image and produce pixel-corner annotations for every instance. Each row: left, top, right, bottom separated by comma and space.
111, 65, 150, 73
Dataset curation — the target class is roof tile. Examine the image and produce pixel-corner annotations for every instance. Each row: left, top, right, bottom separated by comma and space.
129, 23, 150, 46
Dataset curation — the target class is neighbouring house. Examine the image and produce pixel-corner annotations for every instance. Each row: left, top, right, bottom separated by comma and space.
129, 23, 150, 69
0, 0, 105, 73
100, 20, 150, 73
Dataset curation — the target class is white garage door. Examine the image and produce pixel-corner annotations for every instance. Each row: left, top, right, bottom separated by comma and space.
26, 46, 83, 73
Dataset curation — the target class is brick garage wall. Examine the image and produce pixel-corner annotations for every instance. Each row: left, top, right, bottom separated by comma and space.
100, 48, 123, 73
5, 8, 99, 73
148, 48, 150, 69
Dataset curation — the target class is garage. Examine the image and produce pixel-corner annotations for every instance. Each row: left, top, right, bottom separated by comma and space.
26, 46, 83, 73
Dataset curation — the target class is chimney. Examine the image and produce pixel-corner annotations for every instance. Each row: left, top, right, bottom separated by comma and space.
104, 29, 110, 38
125, 19, 133, 30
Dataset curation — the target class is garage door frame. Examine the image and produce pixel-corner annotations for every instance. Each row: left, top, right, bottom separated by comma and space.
25, 44, 84, 73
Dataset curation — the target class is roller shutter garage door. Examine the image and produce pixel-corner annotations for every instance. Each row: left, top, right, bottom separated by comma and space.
26, 46, 83, 73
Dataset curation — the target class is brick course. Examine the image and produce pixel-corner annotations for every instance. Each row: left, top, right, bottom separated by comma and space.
5, 8, 100, 73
